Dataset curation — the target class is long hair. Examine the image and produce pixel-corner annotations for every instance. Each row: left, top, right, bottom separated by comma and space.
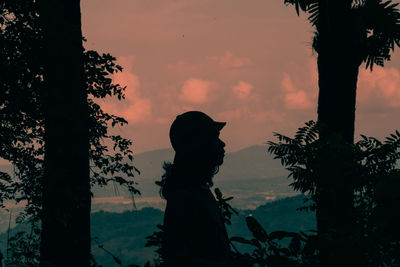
156, 160, 219, 200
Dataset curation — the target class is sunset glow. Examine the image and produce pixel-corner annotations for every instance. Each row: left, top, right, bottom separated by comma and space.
81, 0, 400, 153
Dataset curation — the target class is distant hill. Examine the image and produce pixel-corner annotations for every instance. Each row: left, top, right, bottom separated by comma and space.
217, 145, 288, 181
0, 195, 315, 266
91, 145, 293, 211
0, 146, 295, 231
128, 145, 288, 183
90, 194, 315, 266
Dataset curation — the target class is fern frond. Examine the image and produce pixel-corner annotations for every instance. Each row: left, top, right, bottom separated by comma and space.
284, 0, 319, 25
360, 0, 400, 70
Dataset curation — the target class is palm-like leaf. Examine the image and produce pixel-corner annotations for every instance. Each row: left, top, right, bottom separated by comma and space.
358, 0, 400, 70
285, 0, 400, 70
284, 0, 320, 25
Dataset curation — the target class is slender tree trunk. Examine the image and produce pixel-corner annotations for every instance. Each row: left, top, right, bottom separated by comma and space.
39, 0, 90, 266
316, 0, 362, 265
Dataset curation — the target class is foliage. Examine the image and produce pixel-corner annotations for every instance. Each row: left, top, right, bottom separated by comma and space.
218, 167, 319, 266
80, 195, 314, 266
0, 1, 140, 265
144, 224, 164, 267
4, 223, 40, 267
0, 0, 139, 222
0, 194, 313, 266
267, 120, 321, 211
231, 216, 319, 267
141, 188, 317, 267
284, 0, 400, 70
214, 188, 238, 225
267, 121, 400, 265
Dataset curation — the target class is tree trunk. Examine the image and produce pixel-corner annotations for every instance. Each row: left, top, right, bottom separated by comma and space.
316, 0, 362, 265
39, 0, 90, 266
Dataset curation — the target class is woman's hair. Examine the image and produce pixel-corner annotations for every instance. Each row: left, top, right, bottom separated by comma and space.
156, 161, 219, 199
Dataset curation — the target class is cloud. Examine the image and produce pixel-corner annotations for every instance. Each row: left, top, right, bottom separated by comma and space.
284, 90, 313, 110
216, 108, 243, 121
122, 98, 152, 124
100, 56, 152, 124
358, 66, 400, 109
216, 107, 284, 124
179, 78, 216, 104
233, 80, 254, 99
250, 110, 284, 123
207, 51, 252, 68
166, 60, 199, 75
155, 117, 171, 124
281, 73, 314, 110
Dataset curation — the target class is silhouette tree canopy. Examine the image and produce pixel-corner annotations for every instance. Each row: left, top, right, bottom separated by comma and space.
283, 1, 400, 264
0, 0, 139, 219
0, 1, 139, 264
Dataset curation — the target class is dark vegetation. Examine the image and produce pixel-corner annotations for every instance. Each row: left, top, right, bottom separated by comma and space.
283, 0, 400, 265
1, 1, 139, 266
142, 124, 400, 266
91, 195, 315, 267
0, 195, 315, 266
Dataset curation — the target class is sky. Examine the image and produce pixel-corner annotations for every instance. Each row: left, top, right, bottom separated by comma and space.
81, 0, 400, 154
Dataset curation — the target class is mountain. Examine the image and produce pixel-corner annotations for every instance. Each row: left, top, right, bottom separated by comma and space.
0, 193, 315, 266
128, 145, 288, 183
217, 145, 288, 181
91, 145, 293, 211
90, 195, 316, 266
0, 146, 295, 230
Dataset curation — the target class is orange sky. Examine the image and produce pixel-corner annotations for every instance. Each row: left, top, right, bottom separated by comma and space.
81, 0, 400, 154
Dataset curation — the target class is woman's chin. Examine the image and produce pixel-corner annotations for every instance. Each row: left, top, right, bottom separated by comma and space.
217, 155, 224, 165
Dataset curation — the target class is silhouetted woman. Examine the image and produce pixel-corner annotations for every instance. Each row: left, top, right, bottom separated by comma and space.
158, 111, 231, 266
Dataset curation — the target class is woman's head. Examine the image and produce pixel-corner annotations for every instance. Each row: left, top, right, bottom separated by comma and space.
169, 111, 226, 168
158, 111, 226, 199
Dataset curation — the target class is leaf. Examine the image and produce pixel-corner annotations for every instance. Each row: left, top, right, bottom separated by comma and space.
214, 187, 223, 199
289, 236, 301, 254
269, 230, 299, 241
112, 255, 122, 266
246, 215, 268, 242
230, 236, 261, 247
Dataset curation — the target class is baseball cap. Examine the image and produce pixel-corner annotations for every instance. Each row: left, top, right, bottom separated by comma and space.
169, 111, 226, 152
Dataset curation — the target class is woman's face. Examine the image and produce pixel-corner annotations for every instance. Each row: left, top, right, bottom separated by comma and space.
178, 130, 225, 168
208, 132, 225, 166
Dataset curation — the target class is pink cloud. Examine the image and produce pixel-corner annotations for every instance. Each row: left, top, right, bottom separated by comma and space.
216, 107, 284, 123
281, 73, 297, 93
166, 60, 199, 75
216, 108, 243, 121
250, 110, 284, 123
284, 90, 313, 110
81, 0, 399, 153
99, 56, 152, 124
155, 117, 171, 124
358, 67, 400, 108
207, 51, 252, 68
281, 73, 314, 110
233, 80, 254, 99
179, 78, 216, 104
122, 98, 152, 124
